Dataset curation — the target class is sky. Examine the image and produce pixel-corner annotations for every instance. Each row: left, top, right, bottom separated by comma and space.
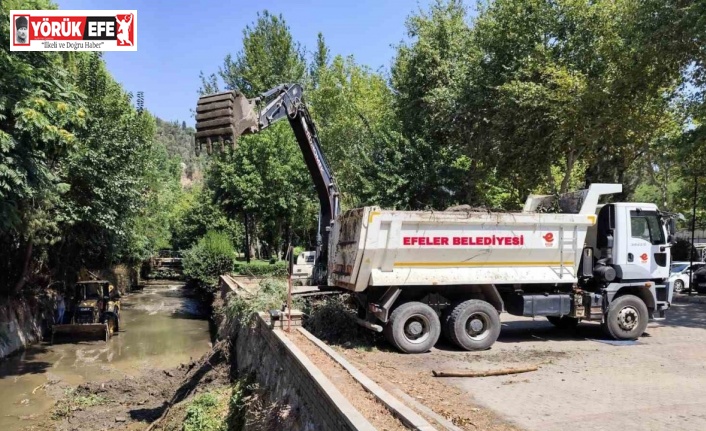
54, 0, 438, 125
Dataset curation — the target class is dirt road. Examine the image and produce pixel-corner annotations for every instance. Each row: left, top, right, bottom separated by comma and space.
451, 301, 706, 431
0, 281, 212, 430
337, 300, 706, 431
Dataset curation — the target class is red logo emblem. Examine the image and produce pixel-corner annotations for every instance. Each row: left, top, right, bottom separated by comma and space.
543, 233, 554, 243
640, 253, 649, 262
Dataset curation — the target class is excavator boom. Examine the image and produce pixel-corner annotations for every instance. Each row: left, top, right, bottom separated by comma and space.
195, 84, 339, 284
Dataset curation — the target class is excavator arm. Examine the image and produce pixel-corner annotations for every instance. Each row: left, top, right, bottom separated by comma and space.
195, 84, 339, 284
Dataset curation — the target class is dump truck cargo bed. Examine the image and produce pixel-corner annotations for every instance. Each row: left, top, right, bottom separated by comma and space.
329, 207, 598, 292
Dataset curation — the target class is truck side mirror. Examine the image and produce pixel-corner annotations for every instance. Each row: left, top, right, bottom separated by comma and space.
608, 205, 615, 230
581, 247, 594, 277
668, 219, 677, 236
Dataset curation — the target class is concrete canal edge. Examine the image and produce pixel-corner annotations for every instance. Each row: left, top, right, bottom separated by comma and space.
296, 326, 438, 431
221, 272, 442, 431
234, 313, 376, 431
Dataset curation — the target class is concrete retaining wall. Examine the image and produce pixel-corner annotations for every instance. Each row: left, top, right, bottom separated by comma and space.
233, 315, 373, 431
0, 298, 42, 359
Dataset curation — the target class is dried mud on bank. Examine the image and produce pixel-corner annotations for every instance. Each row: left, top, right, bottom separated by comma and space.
23, 341, 230, 431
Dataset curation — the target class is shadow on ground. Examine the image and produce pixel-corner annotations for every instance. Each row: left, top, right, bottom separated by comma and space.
0, 345, 52, 378
657, 302, 706, 329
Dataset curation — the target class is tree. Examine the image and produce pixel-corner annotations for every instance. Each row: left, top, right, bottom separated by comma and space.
200, 10, 315, 261
310, 32, 330, 87
1, 0, 186, 294
216, 10, 306, 96
308, 54, 397, 208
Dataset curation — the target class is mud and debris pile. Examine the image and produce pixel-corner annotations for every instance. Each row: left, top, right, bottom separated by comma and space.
48, 340, 230, 430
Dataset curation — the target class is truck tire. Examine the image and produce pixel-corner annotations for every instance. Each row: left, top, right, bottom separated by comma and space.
445, 300, 500, 351
546, 316, 579, 329
384, 302, 440, 354
603, 294, 649, 340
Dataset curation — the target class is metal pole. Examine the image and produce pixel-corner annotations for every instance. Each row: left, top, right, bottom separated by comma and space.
689, 175, 698, 296
286, 246, 294, 332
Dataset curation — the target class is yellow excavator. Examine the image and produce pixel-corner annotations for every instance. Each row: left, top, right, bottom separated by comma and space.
51, 280, 122, 343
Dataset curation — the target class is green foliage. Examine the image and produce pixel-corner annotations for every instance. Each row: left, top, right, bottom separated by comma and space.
201, 13, 316, 260
303, 294, 378, 350
170, 185, 243, 251
52, 388, 108, 419
214, 10, 306, 97
183, 231, 236, 286
155, 118, 200, 182
183, 390, 229, 431
233, 260, 287, 277
224, 279, 292, 326
226, 379, 249, 431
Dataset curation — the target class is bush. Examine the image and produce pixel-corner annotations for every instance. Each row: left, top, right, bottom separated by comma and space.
234, 260, 288, 277
292, 246, 305, 258
225, 279, 290, 326
183, 231, 236, 286
303, 294, 379, 350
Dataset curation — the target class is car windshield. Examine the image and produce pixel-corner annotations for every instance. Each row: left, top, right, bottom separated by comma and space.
671, 264, 688, 274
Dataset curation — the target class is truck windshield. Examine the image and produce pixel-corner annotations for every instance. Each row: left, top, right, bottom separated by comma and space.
630, 211, 666, 245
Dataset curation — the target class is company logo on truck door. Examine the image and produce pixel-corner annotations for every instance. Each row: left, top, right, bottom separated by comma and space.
402, 235, 524, 246
542, 232, 554, 247
640, 253, 649, 262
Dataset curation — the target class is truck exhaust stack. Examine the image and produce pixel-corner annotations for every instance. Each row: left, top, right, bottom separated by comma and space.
194, 90, 259, 155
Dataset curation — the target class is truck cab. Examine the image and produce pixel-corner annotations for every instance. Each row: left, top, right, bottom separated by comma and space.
589, 203, 670, 282
587, 203, 673, 317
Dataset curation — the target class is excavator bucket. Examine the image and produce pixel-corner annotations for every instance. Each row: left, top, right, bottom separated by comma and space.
51, 323, 110, 343
195, 91, 259, 155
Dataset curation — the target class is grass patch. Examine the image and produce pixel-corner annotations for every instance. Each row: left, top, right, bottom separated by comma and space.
52, 388, 108, 420
183, 389, 231, 431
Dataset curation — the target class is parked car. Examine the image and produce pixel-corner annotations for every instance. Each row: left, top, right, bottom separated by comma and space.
694, 266, 706, 294
669, 262, 706, 293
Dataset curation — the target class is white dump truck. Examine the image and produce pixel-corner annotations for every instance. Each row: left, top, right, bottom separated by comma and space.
196, 84, 676, 354
329, 185, 675, 352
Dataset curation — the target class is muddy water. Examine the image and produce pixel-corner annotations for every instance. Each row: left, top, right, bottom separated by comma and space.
0, 281, 212, 430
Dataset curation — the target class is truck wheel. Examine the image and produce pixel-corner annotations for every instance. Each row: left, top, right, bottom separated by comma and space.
445, 300, 500, 351
546, 316, 579, 329
603, 294, 649, 340
384, 302, 440, 354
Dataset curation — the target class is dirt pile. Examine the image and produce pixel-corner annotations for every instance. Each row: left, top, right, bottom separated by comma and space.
48, 341, 231, 431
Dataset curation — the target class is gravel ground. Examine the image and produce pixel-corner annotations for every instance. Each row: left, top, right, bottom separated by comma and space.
445, 301, 706, 431
331, 300, 706, 431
